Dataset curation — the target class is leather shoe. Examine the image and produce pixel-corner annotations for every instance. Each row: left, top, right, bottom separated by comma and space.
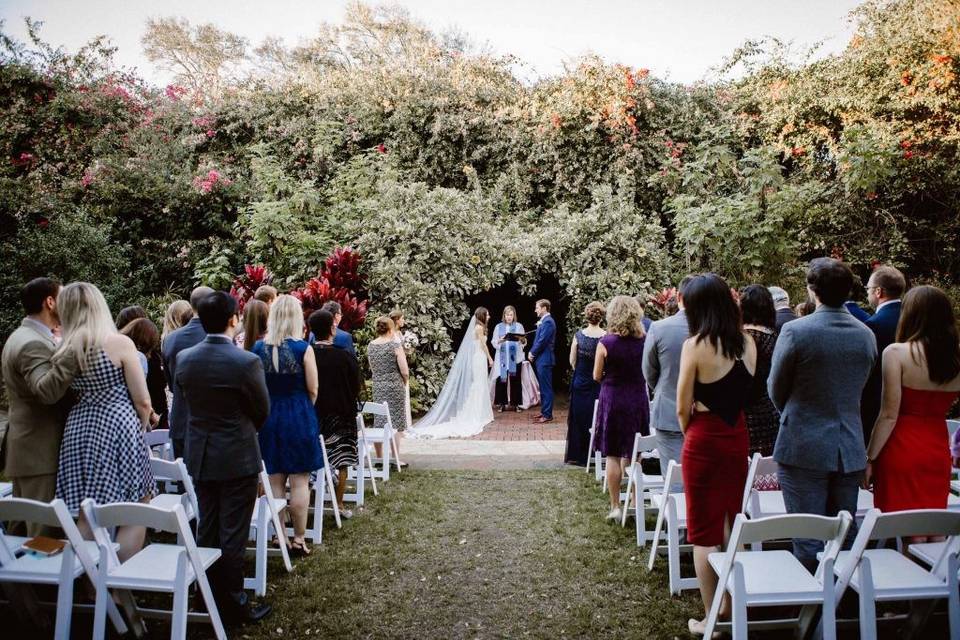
534, 416, 553, 424
223, 591, 272, 625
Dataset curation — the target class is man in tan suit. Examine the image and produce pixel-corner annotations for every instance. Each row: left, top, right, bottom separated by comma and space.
2, 278, 78, 534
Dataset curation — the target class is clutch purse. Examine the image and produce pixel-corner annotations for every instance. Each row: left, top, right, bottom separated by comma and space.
23, 536, 66, 556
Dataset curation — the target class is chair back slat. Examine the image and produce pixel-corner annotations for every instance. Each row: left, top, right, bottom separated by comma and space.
87, 501, 181, 534
359, 401, 390, 417
0, 496, 63, 528
149, 457, 186, 482
737, 512, 850, 546
144, 429, 171, 447
869, 509, 960, 541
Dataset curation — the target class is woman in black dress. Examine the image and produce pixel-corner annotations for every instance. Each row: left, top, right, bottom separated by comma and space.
738, 285, 780, 456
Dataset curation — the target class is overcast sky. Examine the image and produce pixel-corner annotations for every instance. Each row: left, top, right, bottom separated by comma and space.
0, 0, 863, 84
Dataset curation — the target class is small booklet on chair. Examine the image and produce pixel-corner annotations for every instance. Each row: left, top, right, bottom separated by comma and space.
23, 536, 66, 556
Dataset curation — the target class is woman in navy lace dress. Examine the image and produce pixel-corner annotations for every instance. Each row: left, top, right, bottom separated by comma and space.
252, 295, 322, 556
564, 302, 606, 466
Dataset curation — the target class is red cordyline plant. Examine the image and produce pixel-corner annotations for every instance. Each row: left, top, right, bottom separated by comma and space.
229, 264, 273, 312
650, 287, 677, 313
290, 247, 369, 332
321, 246, 366, 292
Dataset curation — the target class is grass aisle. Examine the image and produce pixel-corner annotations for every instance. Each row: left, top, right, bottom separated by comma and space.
247, 469, 700, 639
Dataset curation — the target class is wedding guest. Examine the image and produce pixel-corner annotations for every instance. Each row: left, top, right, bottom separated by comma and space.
769, 258, 876, 567
795, 300, 816, 317
162, 286, 212, 458
1, 277, 78, 534
866, 285, 960, 519
676, 274, 757, 636
240, 299, 269, 351
115, 305, 147, 331
739, 285, 780, 456
161, 299, 193, 347
120, 317, 165, 429
633, 296, 653, 332
593, 296, 649, 518
492, 305, 526, 412
390, 308, 413, 429
768, 286, 796, 330
175, 291, 272, 624
54, 282, 155, 562
323, 300, 357, 357
664, 294, 679, 317
846, 265, 906, 442
254, 285, 278, 306
309, 310, 362, 518
252, 295, 323, 556
643, 275, 694, 474
368, 316, 410, 460
565, 302, 605, 466
529, 299, 556, 423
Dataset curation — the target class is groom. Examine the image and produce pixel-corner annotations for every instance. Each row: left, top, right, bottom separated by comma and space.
528, 299, 556, 423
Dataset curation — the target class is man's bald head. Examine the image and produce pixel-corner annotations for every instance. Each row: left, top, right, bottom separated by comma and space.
189, 286, 215, 311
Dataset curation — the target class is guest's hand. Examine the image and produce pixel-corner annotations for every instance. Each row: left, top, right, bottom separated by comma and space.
527, 353, 534, 362
149, 412, 160, 428
862, 462, 873, 490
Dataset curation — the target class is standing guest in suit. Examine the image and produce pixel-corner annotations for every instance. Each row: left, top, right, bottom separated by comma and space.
769, 258, 876, 568
252, 295, 323, 555
769, 286, 796, 331
642, 275, 695, 474
253, 285, 278, 307
119, 318, 165, 429
565, 302, 605, 466
676, 274, 757, 637
528, 299, 556, 423
739, 285, 781, 456
866, 286, 960, 521
845, 265, 906, 442
594, 296, 649, 519
1, 277, 78, 534
322, 300, 357, 358
161, 299, 193, 347
162, 286, 213, 459
175, 291, 272, 624
309, 310, 362, 518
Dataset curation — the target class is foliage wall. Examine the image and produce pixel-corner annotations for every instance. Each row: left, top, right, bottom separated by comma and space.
1, 0, 959, 404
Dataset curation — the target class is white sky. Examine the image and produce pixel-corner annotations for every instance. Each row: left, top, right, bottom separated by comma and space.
0, 0, 862, 85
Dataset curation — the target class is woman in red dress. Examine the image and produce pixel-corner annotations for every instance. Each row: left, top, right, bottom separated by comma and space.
676, 274, 758, 637
866, 286, 960, 524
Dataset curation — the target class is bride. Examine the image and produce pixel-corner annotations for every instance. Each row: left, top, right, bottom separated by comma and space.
408, 307, 495, 439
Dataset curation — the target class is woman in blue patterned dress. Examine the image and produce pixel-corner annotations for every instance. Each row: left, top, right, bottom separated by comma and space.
564, 302, 606, 466
252, 295, 322, 556
54, 282, 155, 562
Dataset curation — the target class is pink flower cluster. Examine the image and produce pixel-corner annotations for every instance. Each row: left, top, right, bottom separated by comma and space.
165, 85, 188, 101
101, 84, 132, 101
81, 168, 95, 188
192, 169, 232, 194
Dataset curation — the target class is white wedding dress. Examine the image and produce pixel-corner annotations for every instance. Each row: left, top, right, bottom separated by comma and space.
407, 317, 494, 439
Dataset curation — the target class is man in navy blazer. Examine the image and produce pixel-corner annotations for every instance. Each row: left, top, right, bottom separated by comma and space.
528, 299, 556, 423
161, 285, 213, 459
844, 265, 905, 441
322, 301, 357, 358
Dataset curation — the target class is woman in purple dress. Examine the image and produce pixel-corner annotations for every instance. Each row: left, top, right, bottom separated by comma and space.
593, 295, 650, 520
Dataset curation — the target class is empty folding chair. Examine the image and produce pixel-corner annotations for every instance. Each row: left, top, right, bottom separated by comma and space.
832, 508, 960, 640
344, 413, 379, 506
702, 511, 852, 640
303, 438, 342, 545
0, 497, 128, 639
620, 434, 664, 547
646, 460, 697, 594
245, 464, 292, 597
358, 401, 402, 482
148, 458, 199, 528
81, 499, 225, 640
144, 429, 174, 461
585, 399, 599, 476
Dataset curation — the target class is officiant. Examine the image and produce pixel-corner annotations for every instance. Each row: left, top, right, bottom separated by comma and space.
491, 306, 526, 412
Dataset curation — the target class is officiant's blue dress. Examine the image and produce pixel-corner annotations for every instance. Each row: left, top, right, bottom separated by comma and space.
252, 338, 323, 474
564, 330, 601, 466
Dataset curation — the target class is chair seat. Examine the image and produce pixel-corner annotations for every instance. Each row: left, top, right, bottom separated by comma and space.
836, 549, 948, 598
908, 541, 946, 567
363, 428, 391, 442
708, 550, 827, 604
650, 493, 687, 527
251, 496, 286, 524
2, 535, 30, 554
0, 540, 108, 582
108, 543, 220, 590
0, 482, 12, 498
150, 493, 195, 519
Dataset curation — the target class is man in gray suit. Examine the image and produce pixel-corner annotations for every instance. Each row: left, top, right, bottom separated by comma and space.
769, 258, 877, 566
162, 285, 213, 459
642, 275, 694, 474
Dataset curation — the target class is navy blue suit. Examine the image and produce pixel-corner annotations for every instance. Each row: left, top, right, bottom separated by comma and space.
161, 316, 206, 458
530, 314, 557, 419
854, 300, 902, 441
332, 327, 357, 358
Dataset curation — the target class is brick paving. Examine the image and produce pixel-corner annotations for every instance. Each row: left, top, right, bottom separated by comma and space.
469, 393, 568, 441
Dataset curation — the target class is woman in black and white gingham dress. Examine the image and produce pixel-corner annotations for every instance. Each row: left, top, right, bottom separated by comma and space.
56, 348, 155, 512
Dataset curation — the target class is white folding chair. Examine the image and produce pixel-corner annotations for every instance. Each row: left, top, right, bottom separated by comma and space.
359, 401, 402, 481
585, 400, 602, 480
303, 439, 342, 545
144, 429, 174, 461
245, 465, 292, 597
620, 434, 664, 547
344, 413, 379, 506
832, 508, 960, 640
703, 511, 852, 640
0, 498, 128, 639
81, 499, 225, 640
646, 460, 697, 594
148, 458, 199, 530
0, 482, 13, 498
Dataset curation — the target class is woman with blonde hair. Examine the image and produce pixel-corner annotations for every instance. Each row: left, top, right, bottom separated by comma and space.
565, 301, 606, 466
161, 299, 193, 346
491, 305, 527, 412
593, 295, 650, 519
251, 294, 323, 554
53, 282, 155, 561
